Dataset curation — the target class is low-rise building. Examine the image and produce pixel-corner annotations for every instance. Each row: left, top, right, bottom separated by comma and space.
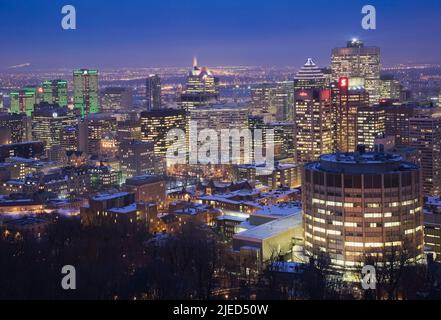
232, 213, 303, 269
236, 162, 300, 189
0, 197, 44, 215
0, 141, 45, 162
200, 187, 299, 214
80, 192, 149, 234
1, 216, 51, 240
124, 175, 166, 209
24, 171, 69, 198
168, 201, 221, 226
216, 215, 248, 239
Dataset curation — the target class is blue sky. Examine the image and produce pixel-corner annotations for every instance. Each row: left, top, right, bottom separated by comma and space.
0, 0, 440, 69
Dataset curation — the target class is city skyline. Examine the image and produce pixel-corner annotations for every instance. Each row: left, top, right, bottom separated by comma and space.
2, 0, 441, 303
1, 0, 441, 70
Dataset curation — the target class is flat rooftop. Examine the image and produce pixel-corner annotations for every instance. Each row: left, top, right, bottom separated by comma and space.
109, 203, 137, 214
321, 152, 403, 164
252, 202, 302, 218
191, 103, 249, 111
233, 214, 302, 242
125, 175, 164, 186
92, 192, 130, 201
217, 215, 247, 222
306, 152, 419, 174
2, 216, 49, 227
238, 163, 297, 170
0, 198, 40, 207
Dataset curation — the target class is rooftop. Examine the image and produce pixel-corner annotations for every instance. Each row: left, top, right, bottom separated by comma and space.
0, 198, 40, 207
0, 141, 43, 147
294, 58, 325, 81
191, 103, 249, 112
233, 214, 302, 241
252, 202, 302, 218
306, 151, 419, 174
109, 203, 137, 214
216, 215, 247, 222
125, 175, 164, 186
92, 192, 130, 201
321, 152, 403, 164
238, 162, 297, 170
2, 216, 49, 227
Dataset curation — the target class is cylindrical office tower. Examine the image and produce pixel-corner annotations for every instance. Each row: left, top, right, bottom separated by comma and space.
302, 151, 424, 269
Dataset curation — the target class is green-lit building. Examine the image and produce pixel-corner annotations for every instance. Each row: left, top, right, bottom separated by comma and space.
42, 80, 68, 107
90, 166, 122, 189
73, 69, 100, 117
10, 87, 41, 116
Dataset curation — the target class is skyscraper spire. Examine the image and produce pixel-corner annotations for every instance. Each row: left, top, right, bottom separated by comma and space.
305, 58, 315, 66
193, 56, 198, 68
294, 58, 325, 80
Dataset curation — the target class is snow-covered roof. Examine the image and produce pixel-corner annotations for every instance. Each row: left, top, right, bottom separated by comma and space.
233, 214, 302, 241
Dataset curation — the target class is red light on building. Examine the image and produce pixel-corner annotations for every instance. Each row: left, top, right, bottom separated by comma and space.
320, 89, 331, 101
299, 91, 308, 97
339, 77, 349, 89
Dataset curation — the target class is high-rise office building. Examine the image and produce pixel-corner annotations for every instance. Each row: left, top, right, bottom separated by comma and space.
42, 80, 68, 107
248, 116, 295, 161
140, 109, 187, 157
101, 87, 133, 112
272, 122, 296, 160
61, 126, 79, 153
146, 75, 161, 111
383, 103, 414, 145
379, 75, 402, 101
0, 113, 31, 143
117, 120, 142, 142
190, 103, 249, 131
31, 103, 77, 151
248, 116, 274, 163
180, 57, 219, 111
294, 59, 333, 164
274, 81, 295, 122
73, 69, 100, 117
334, 80, 370, 152
295, 59, 327, 90
119, 140, 157, 180
10, 87, 41, 116
190, 103, 250, 164
409, 112, 441, 197
78, 113, 117, 156
331, 39, 381, 105
303, 151, 424, 269
356, 105, 385, 150
251, 83, 277, 118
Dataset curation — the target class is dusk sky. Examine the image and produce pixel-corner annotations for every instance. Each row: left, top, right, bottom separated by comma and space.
1, 0, 440, 69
